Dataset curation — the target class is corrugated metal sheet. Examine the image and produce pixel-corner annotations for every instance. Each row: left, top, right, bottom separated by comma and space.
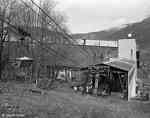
105, 58, 135, 71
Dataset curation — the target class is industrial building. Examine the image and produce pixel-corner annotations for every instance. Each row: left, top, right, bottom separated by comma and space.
6, 27, 138, 100
69, 39, 138, 101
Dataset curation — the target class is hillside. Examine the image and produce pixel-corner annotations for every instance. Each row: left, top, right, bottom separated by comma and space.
72, 17, 150, 62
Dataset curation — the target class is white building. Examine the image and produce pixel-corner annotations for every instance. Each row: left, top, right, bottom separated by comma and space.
79, 38, 137, 100
104, 39, 137, 100
118, 39, 137, 100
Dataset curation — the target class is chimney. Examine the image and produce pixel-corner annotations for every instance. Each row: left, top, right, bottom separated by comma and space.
136, 45, 140, 68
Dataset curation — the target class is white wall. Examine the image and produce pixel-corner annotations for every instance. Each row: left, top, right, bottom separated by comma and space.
118, 39, 137, 100
57, 70, 66, 80
128, 66, 137, 100
118, 39, 137, 61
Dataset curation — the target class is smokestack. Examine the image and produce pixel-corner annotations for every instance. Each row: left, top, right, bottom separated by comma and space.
136, 51, 140, 68
136, 45, 140, 68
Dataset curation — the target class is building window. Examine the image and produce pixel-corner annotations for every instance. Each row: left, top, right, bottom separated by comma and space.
131, 49, 133, 58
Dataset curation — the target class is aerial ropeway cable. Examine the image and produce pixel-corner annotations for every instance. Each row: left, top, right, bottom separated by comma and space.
0, 16, 81, 66
20, 0, 90, 57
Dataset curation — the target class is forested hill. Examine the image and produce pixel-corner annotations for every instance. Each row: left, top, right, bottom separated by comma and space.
72, 17, 150, 63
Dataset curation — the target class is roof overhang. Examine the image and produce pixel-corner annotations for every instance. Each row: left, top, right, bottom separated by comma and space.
15, 56, 33, 61
104, 58, 136, 72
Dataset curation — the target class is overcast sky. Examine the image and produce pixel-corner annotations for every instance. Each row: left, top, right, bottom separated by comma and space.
55, 0, 150, 33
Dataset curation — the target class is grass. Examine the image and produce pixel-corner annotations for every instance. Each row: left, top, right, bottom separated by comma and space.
0, 82, 150, 118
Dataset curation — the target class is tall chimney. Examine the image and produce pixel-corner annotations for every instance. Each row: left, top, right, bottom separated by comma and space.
136, 45, 140, 68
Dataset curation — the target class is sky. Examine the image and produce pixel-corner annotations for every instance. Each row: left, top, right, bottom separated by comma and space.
54, 0, 150, 33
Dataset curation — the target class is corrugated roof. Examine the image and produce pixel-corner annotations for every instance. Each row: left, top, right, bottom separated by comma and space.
105, 58, 135, 71
16, 56, 33, 61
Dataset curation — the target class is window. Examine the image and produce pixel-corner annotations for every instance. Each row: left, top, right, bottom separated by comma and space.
131, 49, 133, 58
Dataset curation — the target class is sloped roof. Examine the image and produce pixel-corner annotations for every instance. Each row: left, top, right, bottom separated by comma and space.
16, 56, 33, 61
105, 58, 136, 71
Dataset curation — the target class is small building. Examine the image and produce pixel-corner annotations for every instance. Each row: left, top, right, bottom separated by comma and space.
10, 56, 34, 81
118, 39, 137, 100
82, 39, 137, 101
104, 58, 136, 100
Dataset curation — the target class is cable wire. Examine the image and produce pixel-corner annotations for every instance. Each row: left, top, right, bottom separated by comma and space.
0, 17, 81, 66
21, 0, 90, 57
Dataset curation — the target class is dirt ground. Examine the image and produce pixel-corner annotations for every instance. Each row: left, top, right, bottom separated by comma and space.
0, 81, 150, 118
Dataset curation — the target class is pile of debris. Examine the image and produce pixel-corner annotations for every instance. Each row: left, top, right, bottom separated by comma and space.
36, 78, 52, 90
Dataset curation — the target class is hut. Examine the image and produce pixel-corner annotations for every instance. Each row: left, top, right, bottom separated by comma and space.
12, 56, 34, 81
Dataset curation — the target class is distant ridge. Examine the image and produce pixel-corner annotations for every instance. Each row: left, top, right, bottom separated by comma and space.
72, 17, 150, 63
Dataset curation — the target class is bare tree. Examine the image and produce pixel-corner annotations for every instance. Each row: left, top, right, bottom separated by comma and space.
0, 0, 18, 80
0, 0, 70, 82
33, 0, 70, 80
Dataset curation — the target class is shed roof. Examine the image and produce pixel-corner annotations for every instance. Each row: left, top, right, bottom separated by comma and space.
105, 58, 136, 71
16, 56, 33, 61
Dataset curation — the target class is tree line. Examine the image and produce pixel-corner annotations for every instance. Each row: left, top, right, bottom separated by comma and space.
0, 0, 70, 80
